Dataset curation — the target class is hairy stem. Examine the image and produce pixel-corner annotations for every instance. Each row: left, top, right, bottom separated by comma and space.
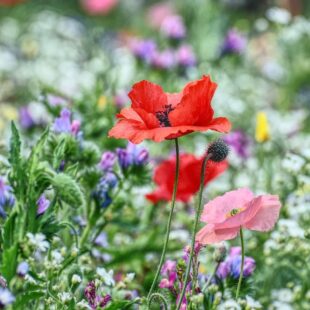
236, 227, 245, 300
147, 138, 180, 301
176, 154, 210, 310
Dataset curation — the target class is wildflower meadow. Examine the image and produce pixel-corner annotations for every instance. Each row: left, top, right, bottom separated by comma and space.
0, 0, 309, 309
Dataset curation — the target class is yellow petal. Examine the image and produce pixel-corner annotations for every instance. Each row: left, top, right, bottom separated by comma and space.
255, 112, 270, 143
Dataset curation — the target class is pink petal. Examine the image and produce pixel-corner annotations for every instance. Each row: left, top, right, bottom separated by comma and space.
244, 195, 281, 231
200, 188, 254, 224
196, 224, 239, 245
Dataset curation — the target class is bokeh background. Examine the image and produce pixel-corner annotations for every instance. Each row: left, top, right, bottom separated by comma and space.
0, 0, 310, 309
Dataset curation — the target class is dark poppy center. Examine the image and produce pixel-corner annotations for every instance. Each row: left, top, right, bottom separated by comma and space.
155, 104, 174, 127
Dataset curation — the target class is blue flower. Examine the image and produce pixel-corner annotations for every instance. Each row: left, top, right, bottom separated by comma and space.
94, 172, 118, 208
37, 195, 50, 216
0, 177, 15, 218
117, 142, 149, 170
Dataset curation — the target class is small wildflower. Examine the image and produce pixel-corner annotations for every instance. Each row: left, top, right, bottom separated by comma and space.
37, 194, 50, 216
72, 274, 82, 285
255, 112, 270, 143
96, 267, 115, 286
0, 288, 15, 308
0, 177, 15, 218
160, 15, 186, 39
26, 233, 49, 252
17, 262, 29, 277
99, 152, 116, 172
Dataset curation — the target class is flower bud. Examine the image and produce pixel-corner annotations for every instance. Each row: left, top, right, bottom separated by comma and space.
213, 243, 227, 263
207, 139, 229, 162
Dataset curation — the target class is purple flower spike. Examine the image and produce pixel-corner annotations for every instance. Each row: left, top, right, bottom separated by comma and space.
99, 152, 116, 172
53, 108, 72, 134
230, 255, 256, 279
221, 29, 246, 55
71, 120, 81, 137
0, 288, 15, 308
161, 15, 186, 39
19, 107, 35, 130
17, 262, 29, 277
151, 49, 176, 70
0, 177, 15, 218
224, 130, 251, 159
99, 294, 112, 307
37, 195, 50, 216
176, 44, 196, 68
131, 39, 157, 63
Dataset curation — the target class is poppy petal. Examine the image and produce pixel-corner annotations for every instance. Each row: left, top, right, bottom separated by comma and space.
244, 195, 281, 231
128, 80, 168, 113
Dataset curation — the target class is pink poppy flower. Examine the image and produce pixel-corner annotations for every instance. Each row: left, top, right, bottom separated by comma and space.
196, 188, 281, 245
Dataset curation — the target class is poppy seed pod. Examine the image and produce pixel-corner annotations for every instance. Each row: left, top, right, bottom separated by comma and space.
207, 139, 229, 162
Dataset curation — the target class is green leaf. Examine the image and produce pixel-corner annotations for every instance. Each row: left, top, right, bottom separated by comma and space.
2, 211, 17, 249
51, 173, 85, 208
104, 300, 138, 310
0, 243, 18, 282
14, 290, 45, 308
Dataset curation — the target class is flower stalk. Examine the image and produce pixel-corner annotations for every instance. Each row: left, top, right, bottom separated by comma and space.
236, 227, 245, 300
176, 153, 211, 310
147, 138, 180, 301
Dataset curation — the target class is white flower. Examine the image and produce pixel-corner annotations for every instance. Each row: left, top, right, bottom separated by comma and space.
125, 273, 135, 282
58, 292, 72, 303
245, 295, 262, 309
0, 288, 15, 306
26, 233, 49, 252
76, 300, 92, 310
72, 274, 82, 284
96, 267, 115, 286
218, 299, 241, 309
266, 7, 291, 24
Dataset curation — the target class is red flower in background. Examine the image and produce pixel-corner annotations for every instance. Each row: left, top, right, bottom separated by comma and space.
109, 76, 231, 144
0, 0, 24, 6
81, 0, 118, 15
146, 154, 228, 203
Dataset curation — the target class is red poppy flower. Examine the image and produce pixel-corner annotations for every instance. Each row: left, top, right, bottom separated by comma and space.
146, 154, 228, 203
108, 75, 231, 144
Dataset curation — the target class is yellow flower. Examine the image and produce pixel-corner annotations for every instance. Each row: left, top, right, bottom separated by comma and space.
97, 95, 107, 110
255, 112, 270, 143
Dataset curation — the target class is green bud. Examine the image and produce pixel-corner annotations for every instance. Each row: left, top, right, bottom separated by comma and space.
52, 173, 85, 208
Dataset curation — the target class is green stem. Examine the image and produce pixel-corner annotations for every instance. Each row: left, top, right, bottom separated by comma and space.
147, 138, 180, 301
176, 154, 210, 310
202, 262, 220, 293
236, 227, 245, 300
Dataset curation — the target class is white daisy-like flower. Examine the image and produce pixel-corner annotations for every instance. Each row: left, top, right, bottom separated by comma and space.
26, 233, 49, 252
96, 267, 115, 286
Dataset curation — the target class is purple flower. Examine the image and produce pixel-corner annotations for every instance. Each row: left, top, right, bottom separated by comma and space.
176, 44, 196, 68
117, 143, 149, 170
229, 246, 242, 256
71, 120, 81, 137
161, 260, 176, 275
37, 195, 50, 216
99, 152, 116, 172
19, 107, 35, 130
46, 94, 67, 107
17, 262, 29, 277
85, 281, 97, 309
216, 261, 230, 279
53, 108, 81, 136
160, 260, 177, 290
130, 39, 157, 63
0, 288, 15, 308
221, 29, 246, 55
53, 108, 72, 134
94, 172, 117, 209
161, 15, 186, 39
0, 177, 15, 218
229, 255, 256, 279
151, 49, 176, 70
99, 294, 112, 308
94, 232, 109, 248
224, 130, 251, 159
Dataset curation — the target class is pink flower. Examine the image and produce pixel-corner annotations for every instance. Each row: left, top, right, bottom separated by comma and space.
81, 0, 118, 15
196, 188, 281, 245
147, 2, 175, 28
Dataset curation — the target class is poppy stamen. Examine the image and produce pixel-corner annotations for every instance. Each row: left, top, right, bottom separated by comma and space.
156, 104, 174, 127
